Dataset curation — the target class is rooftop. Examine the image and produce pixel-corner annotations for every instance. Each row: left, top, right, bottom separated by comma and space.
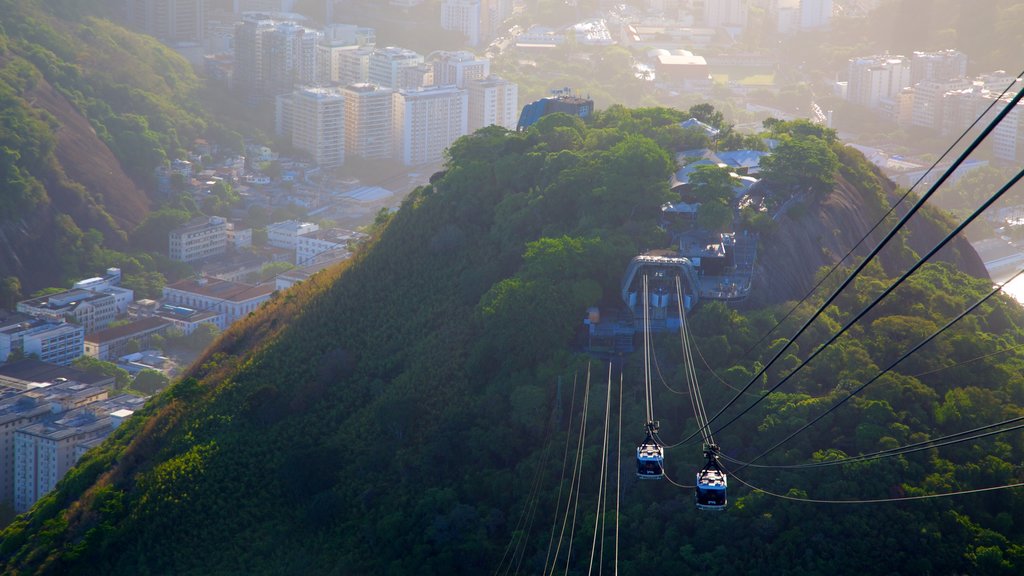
165, 277, 275, 302
84, 317, 171, 344
0, 359, 113, 389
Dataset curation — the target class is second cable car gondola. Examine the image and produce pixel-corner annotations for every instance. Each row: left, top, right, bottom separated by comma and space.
695, 444, 727, 510
636, 422, 664, 480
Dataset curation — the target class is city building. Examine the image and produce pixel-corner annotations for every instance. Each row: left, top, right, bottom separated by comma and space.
14, 394, 144, 512
162, 277, 275, 326
233, 15, 321, 99
342, 83, 395, 160
799, 0, 832, 30
121, 0, 206, 43
368, 47, 424, 89
295, 229, 365, 266
393, 85, 469, 166
17, 290, 117, 336
316, 24, 375, 83
911, 49, 968, 84
267, 220, 320, 249
847, 54, 912, 108
432, 51, 490, 88
169, 216, 229, 263
339, 46, 374, 85
699, 0, 748, 30
467, 75, 518, 131
910, 78, 971, 131
155, 304, 226, 334
72, 268, 134, 316
652, 49, 711, 88
283, 85, 346, 168
0, 359, 115, 390
83, 317, 171, 361
441, 0, 483, 46
275, 249, 352, 290
516, 92, 595, 130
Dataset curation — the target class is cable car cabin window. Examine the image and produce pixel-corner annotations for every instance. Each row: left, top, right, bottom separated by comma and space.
695, 468, 728, 510
636, 446, 664, 479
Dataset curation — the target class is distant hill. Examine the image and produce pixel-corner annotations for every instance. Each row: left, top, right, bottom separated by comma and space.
0, 0, 206, 288
3, 110, 1022, 576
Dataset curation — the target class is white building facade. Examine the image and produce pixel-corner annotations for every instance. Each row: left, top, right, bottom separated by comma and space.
394, 86, 469, 166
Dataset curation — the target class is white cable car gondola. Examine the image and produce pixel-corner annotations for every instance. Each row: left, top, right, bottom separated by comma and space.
636, 422, 664, 480
695, 445, 727, 510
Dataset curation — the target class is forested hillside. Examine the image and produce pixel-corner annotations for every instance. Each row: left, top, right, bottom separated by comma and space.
0, 0, 209, 289
3, 109, 1023, 575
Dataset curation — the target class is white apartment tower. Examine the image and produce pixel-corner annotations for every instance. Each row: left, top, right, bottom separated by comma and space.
911, 50, 968, 84
910, 78, 971, 131
369, 47, 424, 89
702, 0, 748, 29
847, 55, 912, 108
342, 83, 395, 160
434, 51, 490, 88
441, 0, 483, 46
467, 75, 518, 132
394, 86, 469, 166
340, 47, 374, 85
290, 86, 345, 168
799, 0, 832, 30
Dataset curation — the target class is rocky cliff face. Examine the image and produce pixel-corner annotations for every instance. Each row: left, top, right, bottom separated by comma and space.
746, 165, 988, 308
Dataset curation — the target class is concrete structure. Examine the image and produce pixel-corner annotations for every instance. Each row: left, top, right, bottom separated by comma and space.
227, 222, 253, 249
72, 268, 134, 315
700, 0, 748, 30
316, 23, 375, 83
910, 78, 971, 131
432, 51, 490, 88
393, 86, 469, 166
162, 277, 275, 326
169, 216, 229, 263
295, 229, 365, 266
83, 317, 171, 361
233, 15, 320, 99
911, 49, 968, 84
847, 54, 912, 108
0, 316, 84, 366
467, 75, 518, 131
799, 0, 831, 30
13, 394, 144, 513
267, 220, 319, 249
17, 290, 117, 336
275, 249, 352, 290
339, 46, 374, 85
369, 47, 424, 89
441, 0, 483, 46
155, 304, 226, 335
122, 0, 205, 43
0, 359, 115, 390
286, 85, 346, 168
653, 49, 711, 87
516, 92, 595, 130
342, 83, 395, 160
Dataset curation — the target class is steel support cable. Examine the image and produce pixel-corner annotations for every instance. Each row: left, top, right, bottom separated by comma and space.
542, 372, 580, 575
727, 264, 1024, 472
677, 279, 714, 447
744, 73, 1024, 357
512, 445, 552, 576
710, 169, 1024, 441
614, 371, 622, 576
679, 81, 1024, 447
720, 417, 1024, 470
496, 434, 551, 576
911, 341, 1024, 379
561, 365, 592, 576
547, 364, 591, 576
587, 364, 614, 576
661, 469, 696, 489
728, 466, 1024, 504
641, 274, 655, 423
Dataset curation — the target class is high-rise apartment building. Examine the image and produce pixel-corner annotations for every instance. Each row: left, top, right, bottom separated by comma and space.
799, 0, 831, 30
288, 86, 346, 168
467, 75, 518, 132
342, 83, 395, 160
233, 15, 321, 99
847, 55, 912, 108
393, 86, 469, 166
433, 51, 490, 88
911, 49, 968, 84
441, 0, 483, 46
369, 47, 425, 89
910, 78, 971, 131
339, 47, 374, 85
122, 0, 206, 43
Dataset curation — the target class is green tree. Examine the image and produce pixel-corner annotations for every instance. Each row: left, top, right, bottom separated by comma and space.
132, 370, 169, 395
72, 356, 131, 389
0, 276, 22, 309
760, 135, 839, 196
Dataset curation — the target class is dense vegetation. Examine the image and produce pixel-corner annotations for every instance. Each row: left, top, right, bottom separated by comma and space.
2, 107, 1022, 575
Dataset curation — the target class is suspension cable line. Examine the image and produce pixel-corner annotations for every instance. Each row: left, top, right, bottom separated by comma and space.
720, 416, 1024, 470
911, 341, 1024, 379
680, 79, 1024, 446
710, 170, 1024, 441
547, 364, 591, 576
542, 372, 579, 575
561, 364, 591, 576
614, 370, 622, 576
727, 266, 1024, 470
728, 468, 1024, 504
587, 364, 614, 575
677, 276, 714, 448
744, 72, 1024, 358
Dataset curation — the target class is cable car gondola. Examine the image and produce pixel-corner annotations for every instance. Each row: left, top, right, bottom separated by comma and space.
695, 444, 727, 510
636, 422, 664, 480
